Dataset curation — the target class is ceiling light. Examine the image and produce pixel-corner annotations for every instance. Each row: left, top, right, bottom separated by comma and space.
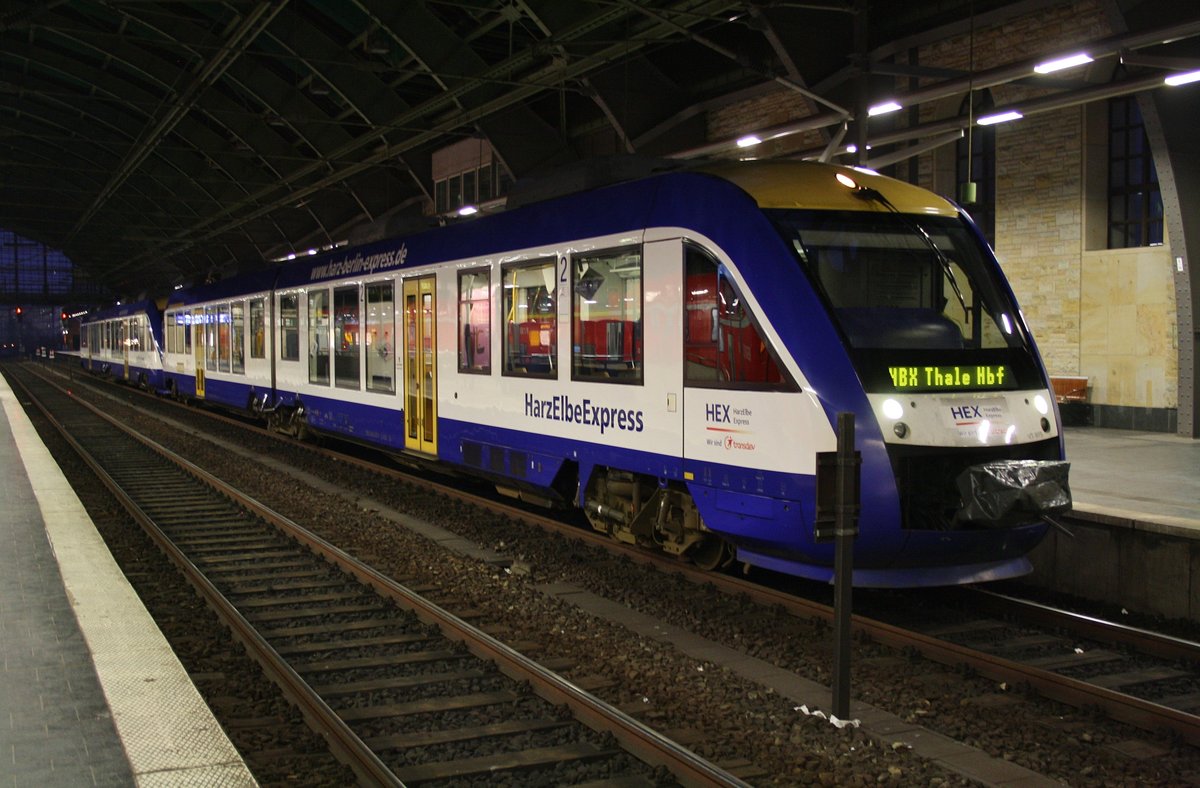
736, 134, 762, 148
1034, 52, 1093, 73
458, 205, 478, 216
1165, 69, 1200, 86
977, 110, 1023, 125
868, 100, 902, 116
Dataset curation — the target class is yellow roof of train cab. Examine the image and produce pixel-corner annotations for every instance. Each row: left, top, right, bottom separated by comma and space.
699, 159, 959, 217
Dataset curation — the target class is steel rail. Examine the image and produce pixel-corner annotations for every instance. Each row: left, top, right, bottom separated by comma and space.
40, 361, 1200, 747
19, 365, 748, 788
969, 587, 1200, 664
9, 370, 402, 787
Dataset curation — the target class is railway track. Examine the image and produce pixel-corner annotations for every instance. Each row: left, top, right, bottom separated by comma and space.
8, 363, 750, 787
28, 360, 1200, 750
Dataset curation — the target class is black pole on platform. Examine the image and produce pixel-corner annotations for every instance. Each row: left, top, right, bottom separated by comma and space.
815, 412, 861, 720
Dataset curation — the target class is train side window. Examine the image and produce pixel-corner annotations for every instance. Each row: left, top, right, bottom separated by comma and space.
334, 285, 360, 389
365, 282, 395, 393
205, 305, 218, 371
217, 303, 231, 373
231, 300, 245, 374
308, 289, 330, 385
458, 268, 491, 374
572, 246, 642, 383
279, 294, 299, 361
166, 312, 175, 354
501, 260, 557, 378
683, 244, 791, 389
249, 298, 266, 359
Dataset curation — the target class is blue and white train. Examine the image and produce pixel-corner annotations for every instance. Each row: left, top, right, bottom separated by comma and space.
87, 160, 1071, 587
79, 299, 166, 390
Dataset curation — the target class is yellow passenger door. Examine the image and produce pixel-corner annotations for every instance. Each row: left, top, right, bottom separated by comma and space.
403, 276, 437, 455
193, 308, 205, 399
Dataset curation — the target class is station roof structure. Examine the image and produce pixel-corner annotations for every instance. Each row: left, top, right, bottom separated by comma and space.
2, 0, 1198, 298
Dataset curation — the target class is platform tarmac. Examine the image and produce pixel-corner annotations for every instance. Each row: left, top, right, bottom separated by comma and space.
1063, 426, 1200, 528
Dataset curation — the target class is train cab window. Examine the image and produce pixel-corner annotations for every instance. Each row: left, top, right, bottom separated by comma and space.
231, 300, 245, 374
458, 269, 491, 374
204, 305, 218, 371
309, 289, 330, 385
279, 294, 299, 361
249, 298, 266, 359
501, 260, 557, 378
217, 303, 231, 373
571, 246, 642, 383
365, 282, 395, 393
334, 285, 360, 389
684, 244, 791, 389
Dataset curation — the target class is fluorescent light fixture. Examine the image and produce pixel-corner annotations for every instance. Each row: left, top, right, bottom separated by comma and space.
977, 110, 1023, 125
457, 205, 478, 216
1034, 52, 1093, 74
736, 134, 762, 148
1165, 69, 1200, 86
868, 100, 902, 116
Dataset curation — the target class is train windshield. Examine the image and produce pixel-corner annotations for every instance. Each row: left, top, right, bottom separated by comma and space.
771, 210, 1027, 353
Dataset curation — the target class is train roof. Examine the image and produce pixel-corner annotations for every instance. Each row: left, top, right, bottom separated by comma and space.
83, 298, 164, 323
699, 160, 959, 216
160, 160, 959, 303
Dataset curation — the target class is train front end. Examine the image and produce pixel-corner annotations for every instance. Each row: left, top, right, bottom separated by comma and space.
761, 165, 1070, 586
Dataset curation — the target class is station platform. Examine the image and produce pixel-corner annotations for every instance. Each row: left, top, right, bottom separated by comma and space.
0, 374, 256, 786
1063, 426, 1200, 529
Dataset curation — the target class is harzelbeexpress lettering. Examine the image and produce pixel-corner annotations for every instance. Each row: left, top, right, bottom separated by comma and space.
524, 393, 644, 435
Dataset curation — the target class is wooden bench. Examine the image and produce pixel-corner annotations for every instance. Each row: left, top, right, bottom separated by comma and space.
1050, 375, 1089, 404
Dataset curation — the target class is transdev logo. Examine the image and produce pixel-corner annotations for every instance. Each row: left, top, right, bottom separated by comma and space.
524, 393, 644, 435
706, 402, 756, 451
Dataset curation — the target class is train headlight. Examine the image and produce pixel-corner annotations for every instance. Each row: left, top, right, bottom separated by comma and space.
1033, 394, 1050, 415
882, 398, 904, 420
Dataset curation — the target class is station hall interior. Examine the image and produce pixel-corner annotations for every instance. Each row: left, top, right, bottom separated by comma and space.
6, 3, 1200, 786
2, 0, 1199, 437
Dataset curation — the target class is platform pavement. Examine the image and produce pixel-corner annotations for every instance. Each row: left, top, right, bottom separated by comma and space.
1063, 426, 1200, 528
0, 372, 256, 786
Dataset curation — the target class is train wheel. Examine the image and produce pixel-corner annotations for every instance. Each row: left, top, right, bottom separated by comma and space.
690, 535, 732, 571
